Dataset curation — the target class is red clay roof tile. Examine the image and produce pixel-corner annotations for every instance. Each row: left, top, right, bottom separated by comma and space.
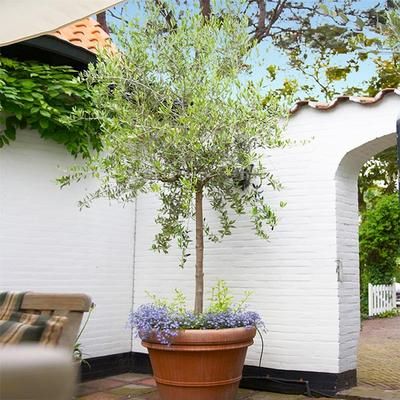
50, 17, 113, 54
290, 88, 400, 114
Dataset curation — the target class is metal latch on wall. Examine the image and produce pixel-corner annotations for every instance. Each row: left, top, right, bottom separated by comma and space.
336, 259, 343, 282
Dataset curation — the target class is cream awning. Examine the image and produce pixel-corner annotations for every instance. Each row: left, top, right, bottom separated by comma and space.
0, 0, 124, 47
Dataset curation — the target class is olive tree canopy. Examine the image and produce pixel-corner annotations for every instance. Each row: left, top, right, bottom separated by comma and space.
62, 2, 288, 313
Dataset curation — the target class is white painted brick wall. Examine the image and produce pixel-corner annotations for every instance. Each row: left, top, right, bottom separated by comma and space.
1, 93, 398, 375
0, 129, 135, 358
132, 94, 400, 374
132, 161, 341, 372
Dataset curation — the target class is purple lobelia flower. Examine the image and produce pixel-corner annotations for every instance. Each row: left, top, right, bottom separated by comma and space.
128, 304, 181, 344
129, 304, 265, 345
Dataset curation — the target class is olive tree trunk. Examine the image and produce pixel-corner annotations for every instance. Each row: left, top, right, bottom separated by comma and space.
194, 186, 204, 314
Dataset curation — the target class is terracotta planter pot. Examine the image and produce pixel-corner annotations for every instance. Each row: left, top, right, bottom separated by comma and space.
142, 326, 256, 400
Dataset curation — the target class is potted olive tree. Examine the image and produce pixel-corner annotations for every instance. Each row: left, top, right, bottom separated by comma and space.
61, 2, 287, 399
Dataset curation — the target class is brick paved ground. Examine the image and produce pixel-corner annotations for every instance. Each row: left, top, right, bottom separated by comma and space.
357, 315, 400, 390
78, 317, 400, 400
76, 373, 337, 400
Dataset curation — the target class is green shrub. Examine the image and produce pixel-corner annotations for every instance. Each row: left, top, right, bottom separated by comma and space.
374, 308, 400, 319
359, 194, 400, 315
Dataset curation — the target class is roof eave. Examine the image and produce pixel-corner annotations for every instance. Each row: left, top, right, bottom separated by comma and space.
0, 35, 96, 70
24, 35, 96, 65
290, 88, 400, 115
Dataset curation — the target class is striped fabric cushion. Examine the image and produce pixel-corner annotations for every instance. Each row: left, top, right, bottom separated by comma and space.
0, 291, 26, 320
0, 292, 66, 346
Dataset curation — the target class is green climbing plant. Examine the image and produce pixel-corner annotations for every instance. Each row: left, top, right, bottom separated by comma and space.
0, 56, 101, 157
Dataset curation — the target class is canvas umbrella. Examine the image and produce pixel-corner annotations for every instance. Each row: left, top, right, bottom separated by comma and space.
0, 0, 124, 47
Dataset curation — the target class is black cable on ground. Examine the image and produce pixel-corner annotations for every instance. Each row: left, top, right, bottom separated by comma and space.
252, 329, 336, 398
241, 376, 337, 398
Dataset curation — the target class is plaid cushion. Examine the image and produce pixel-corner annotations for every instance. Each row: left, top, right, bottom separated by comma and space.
0, 292, 66, 346
0, 291, 26, 319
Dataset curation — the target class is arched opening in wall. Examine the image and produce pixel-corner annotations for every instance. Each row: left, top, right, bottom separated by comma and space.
335, 132, 400, 391
358, 145, 399, 316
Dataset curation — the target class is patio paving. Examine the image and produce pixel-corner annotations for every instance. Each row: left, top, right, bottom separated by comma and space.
78, 318, 400, 400
357, 315, 400, 390
76, 373, 338, 400
337, 315, 400, 400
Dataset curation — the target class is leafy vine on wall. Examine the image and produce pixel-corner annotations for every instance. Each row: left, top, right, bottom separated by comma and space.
0, 56, 101, 157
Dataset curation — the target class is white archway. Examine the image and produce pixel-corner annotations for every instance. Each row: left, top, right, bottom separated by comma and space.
284, 93, 399, 382
282, 91, 400, 384
335, 132, 396, 374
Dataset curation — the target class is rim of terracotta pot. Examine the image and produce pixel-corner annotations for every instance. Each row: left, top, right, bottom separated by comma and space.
142, 326, 257, 346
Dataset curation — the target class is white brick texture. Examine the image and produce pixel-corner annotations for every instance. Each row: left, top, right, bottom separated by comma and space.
0, 129, 135, 358
1, 93, 398, 375
132, 94, 400, 374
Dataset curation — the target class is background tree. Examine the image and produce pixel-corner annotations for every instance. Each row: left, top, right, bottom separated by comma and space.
62, 2, 288, 314
385, 0, 400, 46
110, 1, 384, 38
258, 1, 399, 101
358, 147, 398, 212
97, 11, 110, 34
267, 1, 399, 212
107, 1, 388, 98
359, 194, 400, 315
357, 3, 399, 211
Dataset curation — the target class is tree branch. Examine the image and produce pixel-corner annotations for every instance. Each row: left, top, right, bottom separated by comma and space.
108, 8, 127, 23
200, 0, 211, 20
253, 0, 287, 43
97, 12, 109, 34
155, 0, 177, 31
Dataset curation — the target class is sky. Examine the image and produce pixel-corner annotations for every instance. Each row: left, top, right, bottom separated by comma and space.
108, 0, 389, 101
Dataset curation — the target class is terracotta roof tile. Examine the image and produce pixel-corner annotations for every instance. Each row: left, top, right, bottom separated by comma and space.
290, 88, 400, 114
50, 17, 114, 54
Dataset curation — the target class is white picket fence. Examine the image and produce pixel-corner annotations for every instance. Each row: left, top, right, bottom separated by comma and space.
368, 282, 397, 316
